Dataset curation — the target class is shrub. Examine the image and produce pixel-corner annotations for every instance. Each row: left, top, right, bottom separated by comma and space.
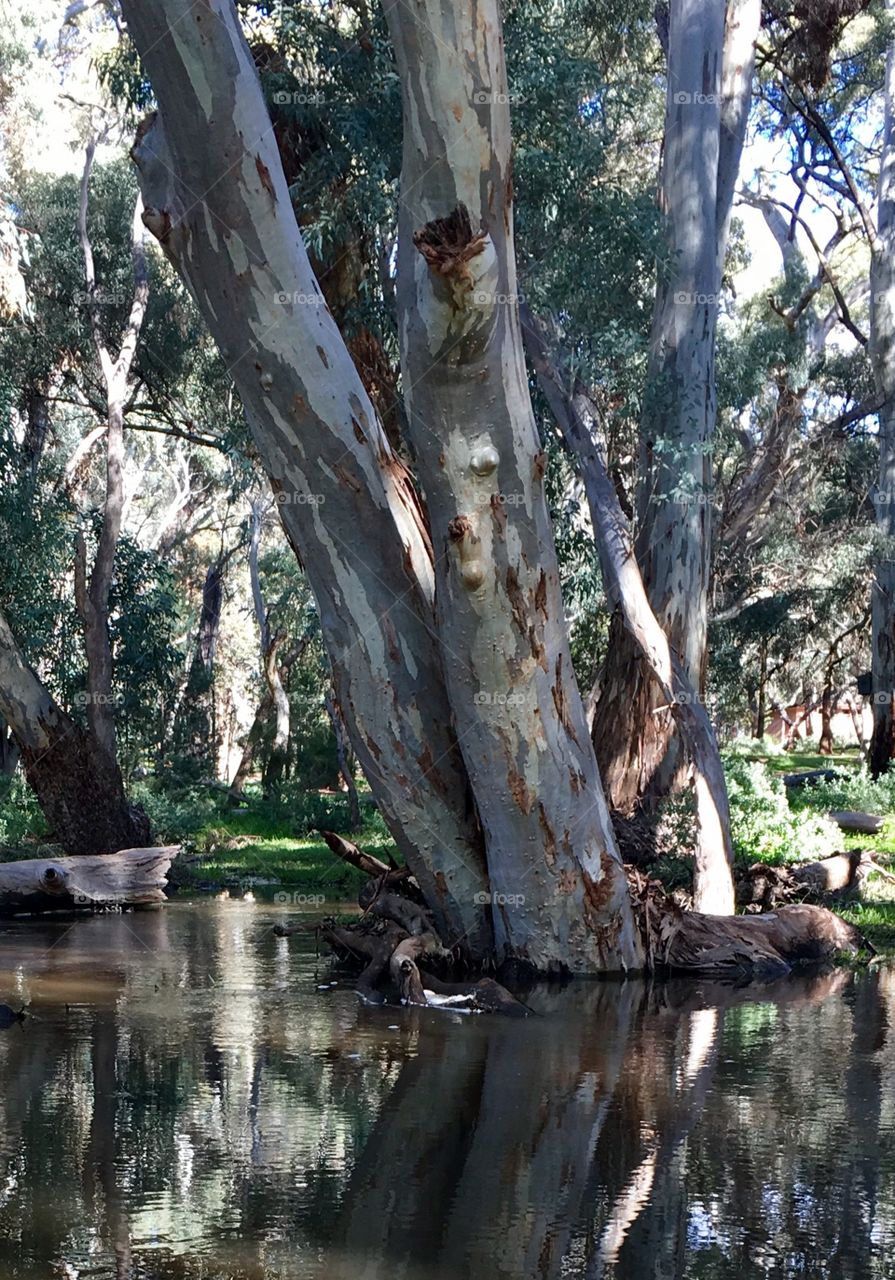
788, 767, 895, 818
723, 754, 840, 866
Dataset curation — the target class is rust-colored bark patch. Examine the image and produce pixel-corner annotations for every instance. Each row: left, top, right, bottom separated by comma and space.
255, 155, 276, 200
413, 203, 487, 293
581, 854, 617, 922
505, 564, 529, 634
551, 653, 580, 746
507, 764, 533, 815
333, 463, 362, 493
538, 802, 557, 865
351, 416, 366, 443
490, 494, 507, 537
535, 570, 548, 620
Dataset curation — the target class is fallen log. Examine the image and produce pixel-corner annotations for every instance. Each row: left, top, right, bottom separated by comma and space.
828, 810, 885, 835
782, 768, 837, 788
648, 901, 866, 976
0, 846, 176, 914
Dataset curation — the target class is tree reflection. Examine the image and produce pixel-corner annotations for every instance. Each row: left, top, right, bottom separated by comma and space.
0, 906, 890, 1280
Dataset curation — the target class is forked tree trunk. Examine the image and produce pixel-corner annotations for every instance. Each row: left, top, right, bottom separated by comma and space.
870, 0, 895, 778
384, 0, 641, 967
591, 0, 759, 814
120, 0, 492, 960
0, 609, 150, 853
122, 0, 645, 971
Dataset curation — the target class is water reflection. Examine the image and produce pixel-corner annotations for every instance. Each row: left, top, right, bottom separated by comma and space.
0, 904, 892, 1278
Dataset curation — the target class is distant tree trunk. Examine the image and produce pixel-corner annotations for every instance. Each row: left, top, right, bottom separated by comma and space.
591, 0, 760, 814
21, 384, 51, 487
870, 0, 895, 777
325, 688, 363, 830
229, 691, 272, 797
173, 555, 227, 769
756, 640, 768, 740
0, 715, 19, 779
74, 142, 148, 762
384, 0, 641, 965
819, 682, 834, 755
0, 608, 150, 852
246, 501, 291, 796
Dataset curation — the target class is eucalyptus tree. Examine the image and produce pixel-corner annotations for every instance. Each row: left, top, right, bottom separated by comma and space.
749, 0, 892, 770
120, 0, 650, 971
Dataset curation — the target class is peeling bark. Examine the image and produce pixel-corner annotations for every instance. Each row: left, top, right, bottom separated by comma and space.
383, 0, 641, 968
120, 0, 492, 959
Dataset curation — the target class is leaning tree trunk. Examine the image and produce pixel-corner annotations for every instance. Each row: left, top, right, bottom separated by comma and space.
0, 608, 150, 853
383, 0, 641, 969
120, 0, 493, 961
870, 0, 895, 778
591, 0, 759, 835
521, 307, 735, 911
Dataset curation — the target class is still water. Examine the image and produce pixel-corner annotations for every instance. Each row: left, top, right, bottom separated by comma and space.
0, 900, 892, 1279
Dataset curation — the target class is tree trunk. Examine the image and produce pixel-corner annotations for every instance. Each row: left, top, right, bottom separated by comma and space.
121, 0, 493, 960
75, 149, 149, 761
0, 608, 150, 853
325, 688, 363, 830
0, 714, 19, 779
173, 556, 226, 768
247, 501, 290, 795
591, 0, 760, 810
383, 0, 641, 967
521, 306, 735, 911
870, 0, 895, 777
756, 639, 768, 739
819, 681, 834, 755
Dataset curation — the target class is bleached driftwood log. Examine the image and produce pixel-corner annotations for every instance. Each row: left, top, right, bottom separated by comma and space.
0, 846, 176, 913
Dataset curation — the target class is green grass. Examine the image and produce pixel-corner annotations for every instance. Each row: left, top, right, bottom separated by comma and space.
748, 747, 864, 774
173, 811, 397, 900
839, 900, 895, 952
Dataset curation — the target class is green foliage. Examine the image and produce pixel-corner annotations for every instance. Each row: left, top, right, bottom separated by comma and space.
0, 775, 47, 851
788, 767, 895, 819
723, 754, 841, 865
